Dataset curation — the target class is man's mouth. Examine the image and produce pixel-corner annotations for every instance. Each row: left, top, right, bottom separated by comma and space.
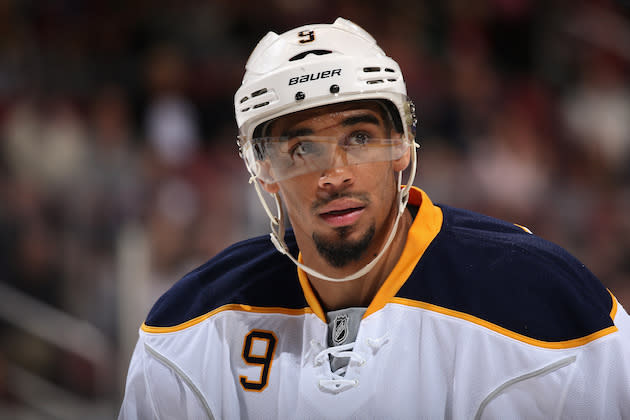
318, 200, 366, 227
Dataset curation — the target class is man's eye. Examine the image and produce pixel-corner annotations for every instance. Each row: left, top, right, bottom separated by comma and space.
346, 132, 371, 145
290, 141, 318, 158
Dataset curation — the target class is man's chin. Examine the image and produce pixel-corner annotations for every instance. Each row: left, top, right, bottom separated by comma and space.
312, 224, 375, 269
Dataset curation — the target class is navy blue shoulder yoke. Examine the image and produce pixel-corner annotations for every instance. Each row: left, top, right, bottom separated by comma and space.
397, 205, 614, 342
145, 231, 306, 328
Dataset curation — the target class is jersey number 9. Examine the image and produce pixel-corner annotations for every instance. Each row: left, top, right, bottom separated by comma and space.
239, 330, 277, 391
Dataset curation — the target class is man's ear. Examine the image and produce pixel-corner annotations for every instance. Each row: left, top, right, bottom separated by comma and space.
259, 179, 280, 194
392, 146, 411, 172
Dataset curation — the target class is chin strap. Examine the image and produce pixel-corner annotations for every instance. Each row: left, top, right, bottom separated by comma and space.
251, 141, 419, 283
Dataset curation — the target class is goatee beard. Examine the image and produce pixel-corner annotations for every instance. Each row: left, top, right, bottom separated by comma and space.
312, 224, 375, 268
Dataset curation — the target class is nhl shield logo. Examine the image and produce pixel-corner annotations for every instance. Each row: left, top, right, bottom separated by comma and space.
332, 314, 349, 346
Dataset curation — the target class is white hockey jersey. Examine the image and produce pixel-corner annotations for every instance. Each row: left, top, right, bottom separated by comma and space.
119, 188, 630, 419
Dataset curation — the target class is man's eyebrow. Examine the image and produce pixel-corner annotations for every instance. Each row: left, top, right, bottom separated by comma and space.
281, 127, 314, 139
342, 114, 382, 127
280, 113, 381, 138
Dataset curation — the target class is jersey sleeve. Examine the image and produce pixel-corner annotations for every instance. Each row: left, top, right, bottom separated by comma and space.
118, 337, 157, 419
477, 297, 630, 419
561, 297, 630, 417
118, 333, 216, 420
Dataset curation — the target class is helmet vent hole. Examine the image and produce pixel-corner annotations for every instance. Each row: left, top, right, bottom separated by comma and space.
289, 50, 332, 62
363, 67, 381, 72
239, 96, 249, 103
385, 68, 395, 73
253, 101, 269, 109
366, 80, 384, 85
251, 88, 268, 98
241, 107, 250, 112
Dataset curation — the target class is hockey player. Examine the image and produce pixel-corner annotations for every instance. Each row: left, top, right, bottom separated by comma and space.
120, 18, 630, 419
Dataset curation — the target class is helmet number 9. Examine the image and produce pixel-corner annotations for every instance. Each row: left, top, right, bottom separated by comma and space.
298, 30, 315, 43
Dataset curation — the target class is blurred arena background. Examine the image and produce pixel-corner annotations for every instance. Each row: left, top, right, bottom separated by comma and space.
0, 0, 629, 418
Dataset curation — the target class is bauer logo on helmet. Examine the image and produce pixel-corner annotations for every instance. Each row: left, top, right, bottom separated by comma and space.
288, 69, 342, 86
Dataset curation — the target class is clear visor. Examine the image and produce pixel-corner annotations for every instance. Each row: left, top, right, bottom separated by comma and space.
245, 134, 408, 183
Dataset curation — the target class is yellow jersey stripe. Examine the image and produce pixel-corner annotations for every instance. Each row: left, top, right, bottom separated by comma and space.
141, 304, 314, 333
365, 187, 443, 318
609, 289, 618, 320
514, 223, 533, 234
389, 297, 618, 349
141, 295, 618, 347
297, 260, 327, 322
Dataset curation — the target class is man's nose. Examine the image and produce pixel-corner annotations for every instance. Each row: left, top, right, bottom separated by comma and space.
318, 160, 354, 190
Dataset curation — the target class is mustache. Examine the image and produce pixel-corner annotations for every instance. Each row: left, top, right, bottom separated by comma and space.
311, 192, 371, 214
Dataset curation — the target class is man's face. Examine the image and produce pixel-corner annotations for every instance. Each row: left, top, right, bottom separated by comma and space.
261, 101, 410, 270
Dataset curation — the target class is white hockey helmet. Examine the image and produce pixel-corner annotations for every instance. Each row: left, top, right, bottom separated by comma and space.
235, 17, 417, 183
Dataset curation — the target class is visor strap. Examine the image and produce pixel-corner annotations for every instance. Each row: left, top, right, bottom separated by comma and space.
251, 176, 282, 229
